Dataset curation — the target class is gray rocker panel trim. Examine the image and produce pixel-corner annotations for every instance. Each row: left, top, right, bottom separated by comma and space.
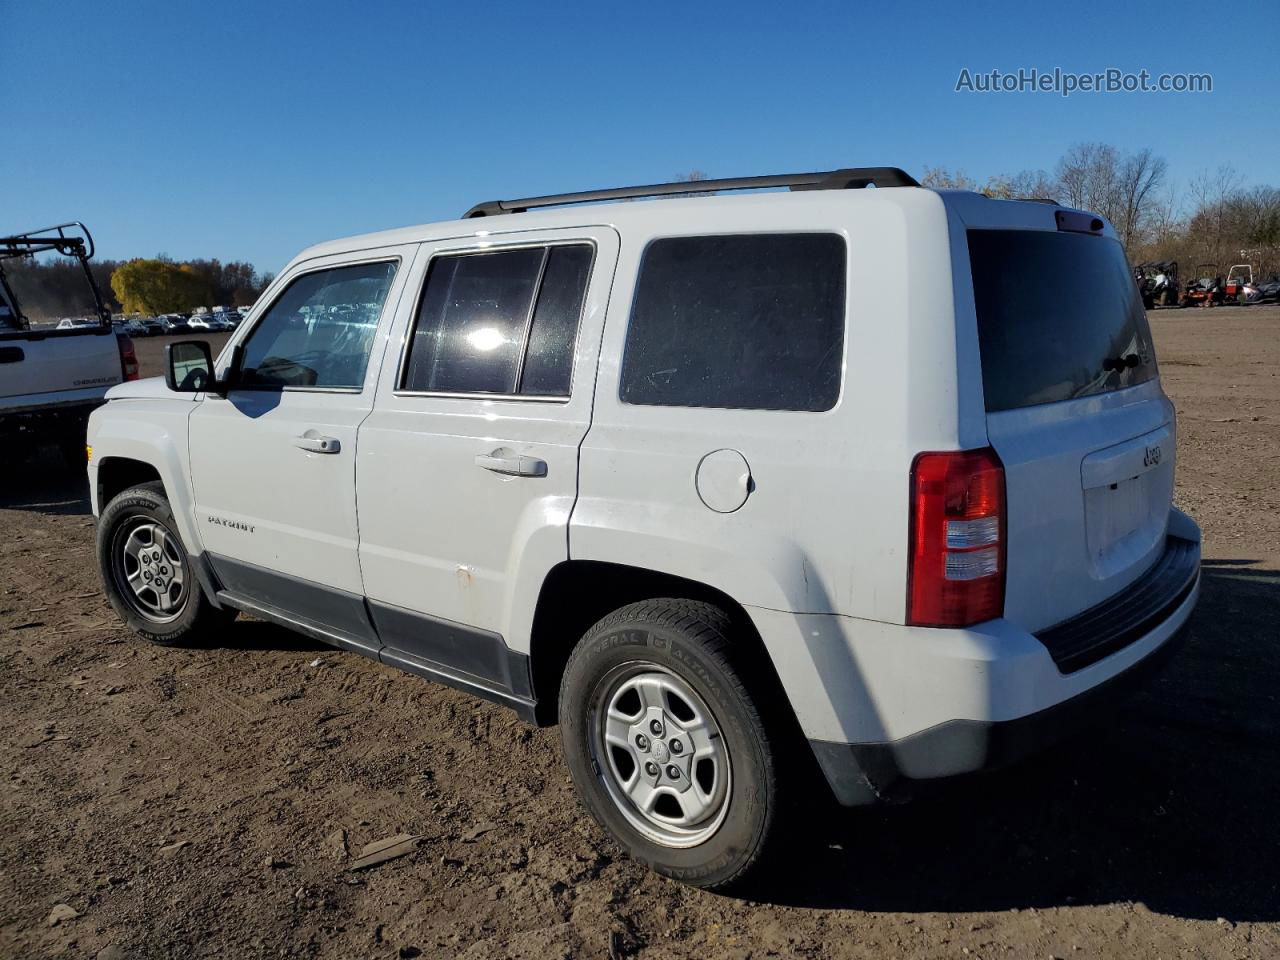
206, 553, 535, 720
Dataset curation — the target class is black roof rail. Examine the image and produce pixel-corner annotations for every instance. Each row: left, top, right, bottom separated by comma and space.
463, 167, 920, 218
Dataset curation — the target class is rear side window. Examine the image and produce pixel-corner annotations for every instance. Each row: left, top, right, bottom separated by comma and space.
968, 230, 1157, 412
620, 234, 846, 411
402, 244, 593, 396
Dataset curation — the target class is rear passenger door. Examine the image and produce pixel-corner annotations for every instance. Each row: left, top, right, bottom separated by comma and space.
357, 228, 618, 689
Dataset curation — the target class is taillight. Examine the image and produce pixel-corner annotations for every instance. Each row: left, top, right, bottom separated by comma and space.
117, 333, 140, 381
907, 447, 1006, 627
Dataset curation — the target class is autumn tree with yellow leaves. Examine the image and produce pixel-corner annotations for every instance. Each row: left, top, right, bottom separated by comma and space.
110, 260, 213, 315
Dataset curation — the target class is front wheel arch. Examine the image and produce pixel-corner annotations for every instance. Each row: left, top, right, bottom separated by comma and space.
97, 456, 163, 512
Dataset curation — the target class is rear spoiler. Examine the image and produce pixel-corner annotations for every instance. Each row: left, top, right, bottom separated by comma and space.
0, 222, 111, 330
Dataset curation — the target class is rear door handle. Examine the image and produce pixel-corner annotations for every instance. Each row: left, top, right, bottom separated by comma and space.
475, 449, 547, 477
295, 434, 341, 454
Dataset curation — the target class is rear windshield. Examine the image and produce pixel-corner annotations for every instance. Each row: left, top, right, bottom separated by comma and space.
968, 230, 1157, 412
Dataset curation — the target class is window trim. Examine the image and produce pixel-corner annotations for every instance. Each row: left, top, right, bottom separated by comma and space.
228, 255, 402, 395
393, 239, 597, 403
617, 231, 849, 413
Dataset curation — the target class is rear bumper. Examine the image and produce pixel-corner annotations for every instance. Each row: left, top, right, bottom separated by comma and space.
749, 511, 1201, 806
809, 616, 1192, 806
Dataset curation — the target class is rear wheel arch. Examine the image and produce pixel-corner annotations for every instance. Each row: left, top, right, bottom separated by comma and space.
526, 560, 795, 729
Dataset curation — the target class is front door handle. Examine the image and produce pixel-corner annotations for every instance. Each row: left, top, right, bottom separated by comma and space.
475, 449, 547, 477
295, 433, 341, 454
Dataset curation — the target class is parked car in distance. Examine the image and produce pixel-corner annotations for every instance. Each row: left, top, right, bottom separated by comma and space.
56, 317, 97, 329
86, 168, 1201, 891
186, 315, 215, 331
138, 317, 166, 336
1254, 275, 1280, 303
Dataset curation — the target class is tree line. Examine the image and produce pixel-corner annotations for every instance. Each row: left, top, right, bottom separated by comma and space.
3, 254, 274, 322
10, 150, 1278, 322
921, 143, 1280, 276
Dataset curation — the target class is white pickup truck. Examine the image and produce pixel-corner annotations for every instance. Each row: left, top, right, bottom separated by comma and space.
1, 223, 138, 463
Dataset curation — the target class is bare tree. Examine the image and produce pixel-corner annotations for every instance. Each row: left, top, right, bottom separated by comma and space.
984, 168, 1058, 200
1114, 148, 1168, 254
1055, 143, 1122, 222
919, 166, 980, 191
1146, 182, 1181, 250
919, 147, 1277, 277
1187, 165, 1245, 265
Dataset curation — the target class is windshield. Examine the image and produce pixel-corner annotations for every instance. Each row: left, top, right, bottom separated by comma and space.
968, 229, 1158, 412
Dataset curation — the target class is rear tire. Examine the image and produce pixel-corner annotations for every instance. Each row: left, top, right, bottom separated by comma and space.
97, 481, 234, 646
558, 599, 783, 890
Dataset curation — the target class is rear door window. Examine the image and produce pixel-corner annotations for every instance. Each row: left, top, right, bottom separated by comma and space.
968, 230, 1157, 412
401, 244, 593, 396
620, 233, 846, 412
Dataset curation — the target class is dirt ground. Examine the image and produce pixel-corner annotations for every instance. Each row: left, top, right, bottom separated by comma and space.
2, 310, 1278, 959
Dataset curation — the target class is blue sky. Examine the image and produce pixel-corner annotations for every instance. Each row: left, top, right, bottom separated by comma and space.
6, 0, 1276, 274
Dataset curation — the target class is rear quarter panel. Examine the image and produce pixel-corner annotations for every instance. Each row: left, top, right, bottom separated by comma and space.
572, 188, 967, 623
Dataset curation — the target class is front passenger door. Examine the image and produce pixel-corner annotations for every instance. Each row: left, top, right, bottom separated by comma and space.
189, 248, 415, 648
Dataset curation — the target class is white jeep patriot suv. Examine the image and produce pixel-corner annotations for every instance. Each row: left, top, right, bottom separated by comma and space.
87, 167, 1201, 889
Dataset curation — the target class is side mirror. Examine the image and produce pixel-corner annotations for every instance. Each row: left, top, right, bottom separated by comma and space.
165, 340, 215, 393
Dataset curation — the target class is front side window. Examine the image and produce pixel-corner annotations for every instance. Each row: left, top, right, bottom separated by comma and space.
401, 244, 593, 396
619, 233, 847, 411
238, 260, 397, 389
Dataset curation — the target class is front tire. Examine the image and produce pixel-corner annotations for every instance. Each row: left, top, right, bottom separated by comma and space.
559, 599, 782, 890
97, 481, 234, 645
